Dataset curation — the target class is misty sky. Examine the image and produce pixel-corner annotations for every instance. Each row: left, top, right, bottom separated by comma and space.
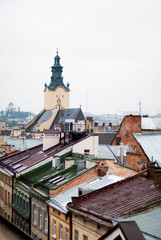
0, 0, 161, 116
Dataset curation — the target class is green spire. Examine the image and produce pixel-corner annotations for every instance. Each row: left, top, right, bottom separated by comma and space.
48, 51, 69, 91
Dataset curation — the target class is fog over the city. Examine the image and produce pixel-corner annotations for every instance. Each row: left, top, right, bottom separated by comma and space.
0, 0, 161, 116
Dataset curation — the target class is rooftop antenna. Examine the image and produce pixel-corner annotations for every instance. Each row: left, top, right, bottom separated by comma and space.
114, 105, 124, 116
139, 99, 142, 116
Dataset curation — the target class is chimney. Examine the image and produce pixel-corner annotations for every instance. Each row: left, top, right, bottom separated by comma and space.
94, 122, 98, 127
154, 169, 161, 187
109, 122, 112, 127
148, 162, 156, 179
148, 162, 161, 187
97, 165, 108, 177
65, 158, 75, 169
102, 123, 105, 127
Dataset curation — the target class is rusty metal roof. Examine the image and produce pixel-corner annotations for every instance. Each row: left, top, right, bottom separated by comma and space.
0, 135, 91, 175
67, 172, 161, 222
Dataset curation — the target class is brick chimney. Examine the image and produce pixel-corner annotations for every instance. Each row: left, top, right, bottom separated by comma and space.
148, 162, 161, 187
155, 169, 161, 187
97, 165, 108, 177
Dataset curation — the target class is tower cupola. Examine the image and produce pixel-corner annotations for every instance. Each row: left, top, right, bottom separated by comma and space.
47, 51, 69, 91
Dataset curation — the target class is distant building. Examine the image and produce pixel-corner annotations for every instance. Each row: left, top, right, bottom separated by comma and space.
6, 102, 16, 113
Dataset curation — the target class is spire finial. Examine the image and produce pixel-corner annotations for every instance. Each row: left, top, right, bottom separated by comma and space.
56, 47, 59, 55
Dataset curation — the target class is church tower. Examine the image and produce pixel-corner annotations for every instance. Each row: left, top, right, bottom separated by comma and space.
44, 51, 70, 110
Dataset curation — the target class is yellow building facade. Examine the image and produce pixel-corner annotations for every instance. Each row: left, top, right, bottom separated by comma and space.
0, 167, 14, 222
49, 207, 70, 240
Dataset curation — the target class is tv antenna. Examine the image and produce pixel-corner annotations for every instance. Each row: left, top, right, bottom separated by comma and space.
139, 99, 142, 116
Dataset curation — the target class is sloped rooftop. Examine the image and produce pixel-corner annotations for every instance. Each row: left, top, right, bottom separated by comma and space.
117, 207, 161, 239
67, 171, 161, 222
133, 132, 161, 167
17, 153, 97, 198
48, 173, 123, 213
0, 135, 90, 174
50, 108, 85, 129
142, 117, 161, 130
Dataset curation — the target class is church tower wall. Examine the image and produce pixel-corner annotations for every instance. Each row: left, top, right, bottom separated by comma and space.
44, 87, 69, 110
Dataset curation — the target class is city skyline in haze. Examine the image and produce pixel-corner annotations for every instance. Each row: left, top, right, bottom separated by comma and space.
0, 0, 161, 116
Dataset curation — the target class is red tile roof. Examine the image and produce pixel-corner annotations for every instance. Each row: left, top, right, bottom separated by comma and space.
67, 171, 161, 222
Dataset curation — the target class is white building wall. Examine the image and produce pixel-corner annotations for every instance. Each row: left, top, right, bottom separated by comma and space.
43, 133, 64, 151
72, 136, 98, 157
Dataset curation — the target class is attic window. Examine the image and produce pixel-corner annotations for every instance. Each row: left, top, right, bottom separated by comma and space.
116, 137, 121, 145
84, 149, 90, 155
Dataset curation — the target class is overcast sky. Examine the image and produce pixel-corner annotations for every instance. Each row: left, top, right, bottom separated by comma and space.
0, 0, 161, 116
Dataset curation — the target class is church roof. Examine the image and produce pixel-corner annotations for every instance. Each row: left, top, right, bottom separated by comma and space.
50, 108, 85, 129
25, 108, 85, 133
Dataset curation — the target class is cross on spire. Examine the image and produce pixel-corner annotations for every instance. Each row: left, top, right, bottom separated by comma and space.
56, 47, 59, 55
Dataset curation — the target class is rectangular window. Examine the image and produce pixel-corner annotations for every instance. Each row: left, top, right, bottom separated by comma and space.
53, 220, 56, 237
8, 192, 10, 205
26, 202, 29, 214
59, 224, 63, 240
20, 197, 22, 209
13, 193, 16, 204
40, 211, 42, 228
84, 149, 90, 155
116, 137, 121, 145
83, 235, 88, 240
33, 205, 37, 225
17, 195, 19, 206
23, 199, 25, 210
43, 212, 48, 233
66, 228, 69, 240
74, 230, 79, 240
5, 190, 7, 204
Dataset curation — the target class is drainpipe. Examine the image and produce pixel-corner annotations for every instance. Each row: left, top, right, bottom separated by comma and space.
11, 172, 15, 223
29, 195, 31, 236
47, 204, 50, 240
69, 212, 72, 240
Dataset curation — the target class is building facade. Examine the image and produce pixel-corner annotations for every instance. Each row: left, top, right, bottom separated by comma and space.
12, 182, 31, 234
0, 165, 14, 222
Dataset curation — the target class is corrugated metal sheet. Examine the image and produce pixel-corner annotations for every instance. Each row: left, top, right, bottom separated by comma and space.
117, 207, 161, 239
98, 145, 115, 159
133, 133, 161, 166
142, 118, 161, 130
98, 145, 133, 160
